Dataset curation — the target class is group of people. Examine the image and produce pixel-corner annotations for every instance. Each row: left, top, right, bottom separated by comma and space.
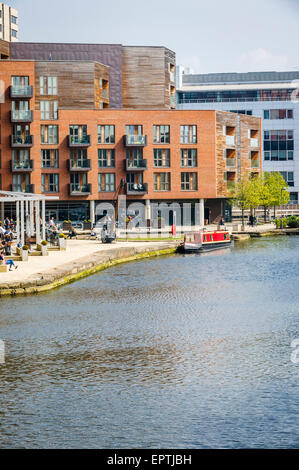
0, 217, 17, 271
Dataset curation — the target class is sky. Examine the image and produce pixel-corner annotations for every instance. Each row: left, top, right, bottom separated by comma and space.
7, 0, 299, 73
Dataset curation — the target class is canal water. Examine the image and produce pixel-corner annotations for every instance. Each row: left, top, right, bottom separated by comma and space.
0, 237, 298, 449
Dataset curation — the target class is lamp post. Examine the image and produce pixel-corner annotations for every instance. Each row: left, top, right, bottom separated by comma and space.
280, 188, 287, 229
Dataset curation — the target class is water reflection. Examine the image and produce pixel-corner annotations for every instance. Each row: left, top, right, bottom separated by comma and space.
0, 237, 299, 448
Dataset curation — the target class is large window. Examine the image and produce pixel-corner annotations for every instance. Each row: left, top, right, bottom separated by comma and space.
264, 109, 293, 120
181, 149, 197, 167
154, 173, 171, 191
11, 29, 17, 38
40, 76, 58, 95
181, 172, 197, 191
153, 125, 170, 144
154, 149, 170, 167
12, 76, 29, 87
98, 149, 115, 168
98, 173, 115, 192
280, 171, 294, 187
41, 125, 58, 144
178, 89, 299, 104
98, 125, 115, 144
180, 125, 197, 144
264, 130, 294, 161
42, 174, 59, 193
11, 15, 17, 24
41, 149, 58, 168
40, 100, 58, 120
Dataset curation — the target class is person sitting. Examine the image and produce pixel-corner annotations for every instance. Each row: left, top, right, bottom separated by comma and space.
68, 226, 77, 239
0, 252, 18, 271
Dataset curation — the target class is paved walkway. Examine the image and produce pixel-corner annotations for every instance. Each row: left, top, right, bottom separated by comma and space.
0, 239, 174, 285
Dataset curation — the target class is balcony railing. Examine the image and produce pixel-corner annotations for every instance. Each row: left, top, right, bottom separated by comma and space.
11, 159, 34, 172
226, 158, 236, 168
68, 159, 91, 171
10, 85, 33, 99
11, 110, 33, 123
226, 135, 235, 146
251, 160, 260, 169
125, 159, 148, 171
126, 182, 148, 195
11, 184, 34, 193
102, 89, 109, 99
68, 135, 91, 147
170, 95, 176, 108
251, 138, 259, 148
226, 181, 236, 191
170, 71, 175, 83
124, 135, 147, 147
69, 183, 92, 195
11, 135, 34, 147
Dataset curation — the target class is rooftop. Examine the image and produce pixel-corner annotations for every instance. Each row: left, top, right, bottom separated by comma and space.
182, 71, 299, 86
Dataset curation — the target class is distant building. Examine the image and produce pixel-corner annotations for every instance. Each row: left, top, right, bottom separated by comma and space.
177, 67, 299, 204
0, 3, 18, 42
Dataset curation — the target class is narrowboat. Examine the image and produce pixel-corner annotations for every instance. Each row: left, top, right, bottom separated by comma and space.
178, 230, 232, 253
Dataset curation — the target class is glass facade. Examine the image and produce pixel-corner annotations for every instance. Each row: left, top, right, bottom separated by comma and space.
178, 89, 299, 104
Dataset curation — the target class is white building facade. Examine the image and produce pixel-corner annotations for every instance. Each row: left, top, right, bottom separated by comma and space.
177, 69, 299, 204
0, 2, 18, 42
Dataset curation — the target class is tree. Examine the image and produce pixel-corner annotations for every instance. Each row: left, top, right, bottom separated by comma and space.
264, 172, 290, 218
230, 177, 251, 226
255, 175, 273, 222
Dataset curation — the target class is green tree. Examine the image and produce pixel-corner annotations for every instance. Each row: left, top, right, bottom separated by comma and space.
255, 175, 273, 222
230, 177, 251, 226
264, 172, 290, 218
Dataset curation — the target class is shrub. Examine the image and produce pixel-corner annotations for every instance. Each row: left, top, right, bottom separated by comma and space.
22, 245, 29, 251
59, 233, 67, 239
274, 218, 287, 229
41, 240, 48, 246
287, 216, 299, 228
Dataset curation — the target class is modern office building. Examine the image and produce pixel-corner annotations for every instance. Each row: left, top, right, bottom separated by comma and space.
0, 59, 261, 224
0, 2, 18, 42
177, 68, 299, 204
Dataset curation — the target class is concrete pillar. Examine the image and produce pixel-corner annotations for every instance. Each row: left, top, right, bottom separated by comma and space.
145, 199, 151, 228
90, 200, 95, 226
35, 200, 41, 244
42, 199, 46, 241
199, 199, 205, 227
30, 200, 34, 235
20, 200, 25, 246
1, 201, 4, 223
16, 200, 20, 244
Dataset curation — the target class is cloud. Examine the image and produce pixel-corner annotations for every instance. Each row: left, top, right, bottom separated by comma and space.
238, 48, 289, 72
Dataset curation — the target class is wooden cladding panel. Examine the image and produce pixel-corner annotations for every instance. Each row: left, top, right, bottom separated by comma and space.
122, 46, 176, 109
0, 40, 10, 58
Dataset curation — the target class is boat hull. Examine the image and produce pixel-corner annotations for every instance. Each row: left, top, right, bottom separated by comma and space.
179, 240, 232, 253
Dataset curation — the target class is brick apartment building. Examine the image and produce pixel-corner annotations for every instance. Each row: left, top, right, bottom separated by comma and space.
0, 40, 262, 225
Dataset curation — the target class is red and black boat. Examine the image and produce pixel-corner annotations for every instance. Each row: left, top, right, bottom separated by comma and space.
179, 230, 232, 253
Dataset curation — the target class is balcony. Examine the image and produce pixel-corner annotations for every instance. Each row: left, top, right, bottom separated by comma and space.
226, 135, 235, 147
251, 159, 260, 169
11, 135, 34, 148
226, 158, 236, 168
125, 159, 148, 171
226, 181, 236, 192
68, 135, 91, 147
69, 183, 92, 196
126, 182, 148, 195
170, 94, 176, 108
251, 138, 259, 148
11, 184, 34, 193
11, 110, 33, 123
11, 160, 34, 172
10, 85, 33, 99
68, 159, 91, 171
102, 89, 109, 99
170, 71, 175, 83
124, 135, 147, 147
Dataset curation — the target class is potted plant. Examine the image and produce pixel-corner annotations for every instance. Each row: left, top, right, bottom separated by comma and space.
22, 244, 29, 262
83, 219, 92, 230
58, 233, 67, 250
37, 240, 48, 256
63, 220, 72, 231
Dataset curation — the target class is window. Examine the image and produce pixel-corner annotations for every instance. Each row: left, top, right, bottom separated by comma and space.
42, 174, 59, 193
11, 15, 17, 25
177, 89, 299, 104
12, 76, 29, 87
126, 125, 143, 136
264, 109, 294, 120
290, 192, 298, 204
180, 125, 197, 144
153, 125, 170, 144
11, 29, 17, 38
126, 148, 143, 167
40, 100, 58, 120
98, 149, 115, 168
98, 173, 115, 192
264, 130, 294, 160
230, 110, 253, 116
181, 172, 198, 191
41, 149, 58, 168
41, 125, 58, 144
181, 149, 197, 167
12, 149, 31, 169
69, 125, 88, 143
40, 76, 58, 95
280, 172, 294, 187
154, 173, 171, 191
98, 125, 115, 144
154, 149, 170, 167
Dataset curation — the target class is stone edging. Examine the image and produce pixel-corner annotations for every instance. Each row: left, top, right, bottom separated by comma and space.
0, 244, 178, 297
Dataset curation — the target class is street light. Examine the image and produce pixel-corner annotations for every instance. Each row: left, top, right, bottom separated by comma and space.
280, 187, 288, 229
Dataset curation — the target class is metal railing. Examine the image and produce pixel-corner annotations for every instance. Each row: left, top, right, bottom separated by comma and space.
102, 89, 109, 99
10, 85, 33, 97
178, 96, 297, 104
251, 160, 260, 168
12, 184, 34, 193
69, 135, 91, 145
251, 138, 259, 147
12, 159, 33, 170
70, 183, 91, 194
127, 182, 148, 193
11, 135, 33, 146
125, 135, 147, 146
226, 158, 236, 168
226, 135, 235, 146
69, 159, 91, 170
11, 110, 33, 121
